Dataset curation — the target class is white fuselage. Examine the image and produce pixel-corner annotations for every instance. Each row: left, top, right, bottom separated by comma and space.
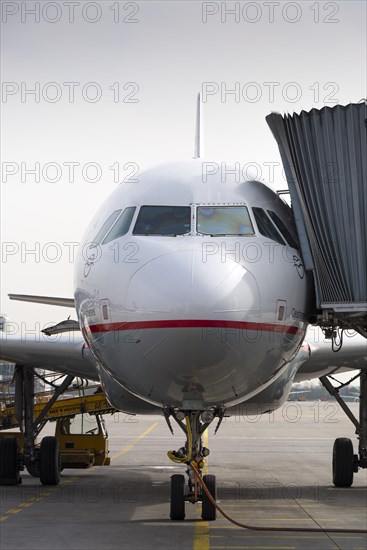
74, 160, 313, 411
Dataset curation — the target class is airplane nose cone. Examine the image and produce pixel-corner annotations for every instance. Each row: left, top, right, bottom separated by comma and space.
125, 250, 260, 316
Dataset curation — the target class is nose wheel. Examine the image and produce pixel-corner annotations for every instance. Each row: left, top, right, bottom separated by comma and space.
201, 474, 216, 520
170, 474, 186, 520
170, 470, 217, 521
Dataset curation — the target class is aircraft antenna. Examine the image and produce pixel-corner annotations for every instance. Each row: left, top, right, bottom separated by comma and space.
193, 92, 203, 159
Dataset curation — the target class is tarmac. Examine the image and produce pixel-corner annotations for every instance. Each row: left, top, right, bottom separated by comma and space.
0, 402, 366, 550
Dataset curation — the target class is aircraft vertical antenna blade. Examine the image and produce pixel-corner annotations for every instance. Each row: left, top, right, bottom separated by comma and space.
193, 92, 202, 159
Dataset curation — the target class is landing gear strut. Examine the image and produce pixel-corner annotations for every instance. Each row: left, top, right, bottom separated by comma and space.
164, 407, 223, 521
320, 370, 367, 487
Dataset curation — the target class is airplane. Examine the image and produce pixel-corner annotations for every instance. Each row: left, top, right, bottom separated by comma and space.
1, 96, 366, 521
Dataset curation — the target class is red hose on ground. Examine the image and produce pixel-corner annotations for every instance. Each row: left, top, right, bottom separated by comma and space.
189, 462, 367, 534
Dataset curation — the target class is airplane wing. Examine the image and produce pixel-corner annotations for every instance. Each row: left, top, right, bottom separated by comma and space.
294, 333, 367, 382
0, 333, 98, 381
8, 294, 75, 308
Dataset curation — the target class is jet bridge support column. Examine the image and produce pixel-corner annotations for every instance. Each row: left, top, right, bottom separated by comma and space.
357, 371, 367, 469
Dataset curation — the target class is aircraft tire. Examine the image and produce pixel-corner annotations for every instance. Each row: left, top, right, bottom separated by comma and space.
202, 474, 216, 521
26, 462, 40, 477
170, 474, 185, 520
40, 436, 60, 485
0, 436, 20, 485
333, 437, 354, 487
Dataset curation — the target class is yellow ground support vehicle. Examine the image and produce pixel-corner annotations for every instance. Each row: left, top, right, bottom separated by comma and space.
56, 413, 110, 469
0, 412, 110, 478
0, 372, 116, 484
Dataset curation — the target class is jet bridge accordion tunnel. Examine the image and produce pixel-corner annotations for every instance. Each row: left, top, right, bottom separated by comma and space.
266, 101, 367, 339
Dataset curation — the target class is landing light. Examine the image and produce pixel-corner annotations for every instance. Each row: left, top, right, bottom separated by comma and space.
201, 410, 214, 423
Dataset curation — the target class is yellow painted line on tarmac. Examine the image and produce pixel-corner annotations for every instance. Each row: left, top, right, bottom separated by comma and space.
211, 546, 295, 549
193, 429, 210, 550
110, 421, 159, 460
63, 477, 78, 484
0, 421, 159, 523
194, 521, 210, 550
6, 507, 22, 514
2, 486, 67, 521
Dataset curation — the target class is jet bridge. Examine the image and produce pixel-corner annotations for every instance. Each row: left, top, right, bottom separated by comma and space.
266, 101, 367, 338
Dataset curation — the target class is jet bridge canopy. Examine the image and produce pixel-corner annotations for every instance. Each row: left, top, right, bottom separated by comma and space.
266, 102, 367, 336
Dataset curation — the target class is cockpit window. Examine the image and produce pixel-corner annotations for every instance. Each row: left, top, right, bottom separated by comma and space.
133, 206, 191, 236
90, 210, 121, 248
252, 207, 285, 245
267, 210, 299, 249
102, 207, 136, 244
196, 206, 254, 236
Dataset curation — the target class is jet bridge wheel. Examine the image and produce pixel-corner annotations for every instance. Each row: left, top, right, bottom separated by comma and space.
0, 436, 21, 485
201, 474, 216, 521
170, 474, 185, 520
40, 436, 61, 486
333, 437, 354, 487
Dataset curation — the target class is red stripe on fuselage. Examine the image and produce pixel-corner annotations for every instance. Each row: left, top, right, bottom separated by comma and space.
88, 319, 301, 335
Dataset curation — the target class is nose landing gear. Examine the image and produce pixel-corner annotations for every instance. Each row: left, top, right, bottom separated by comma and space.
164, 407, 223, 521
